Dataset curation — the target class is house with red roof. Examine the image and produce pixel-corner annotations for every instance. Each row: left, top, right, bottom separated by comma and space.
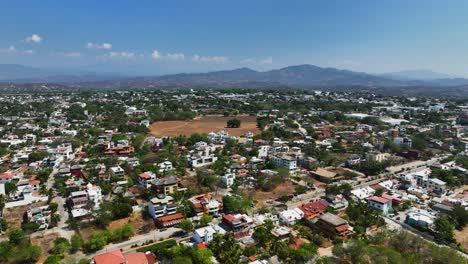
299, 199, 329, 220
93, 250, 157, 264
0, 172, 14, 184
367, 196, 392, 215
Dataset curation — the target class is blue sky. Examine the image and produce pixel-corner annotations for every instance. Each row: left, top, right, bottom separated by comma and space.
1, 0, 468, 76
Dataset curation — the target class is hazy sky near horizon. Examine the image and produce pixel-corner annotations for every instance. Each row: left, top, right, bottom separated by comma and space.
1, 0, 468, 76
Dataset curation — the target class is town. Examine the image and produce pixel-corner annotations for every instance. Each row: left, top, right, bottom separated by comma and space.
0, 89, 467, 264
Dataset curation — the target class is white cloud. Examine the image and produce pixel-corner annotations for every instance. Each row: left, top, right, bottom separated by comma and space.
56, 52, 82, 58
108, 51, 136, 59
151, 50, 185, 61
0, 45, 17, 53
166, 52, 185, 60
0, 45, 34, 55
25, 34, 42, 43
259, 56, 273, 65
192, 54, 229, 64
151, 50, 162, 60
87, 42, 113, 49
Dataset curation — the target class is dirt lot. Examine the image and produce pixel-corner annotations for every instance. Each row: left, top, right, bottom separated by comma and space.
252, 181, 296, 207
454, 226, 468, 250
1, 201, 48, 232
149, 115, 260, 137
32, 232, 59, 263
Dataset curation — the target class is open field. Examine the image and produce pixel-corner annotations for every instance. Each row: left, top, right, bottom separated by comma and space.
454, 226, 468, 250
252, 181, 296, 207
149, 115, 260, 137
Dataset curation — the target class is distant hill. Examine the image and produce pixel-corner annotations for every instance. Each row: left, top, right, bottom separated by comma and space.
1, 63, 468, 96
0, 64, 124, 83
147, 64, 404, 87
380, 69, 457, 81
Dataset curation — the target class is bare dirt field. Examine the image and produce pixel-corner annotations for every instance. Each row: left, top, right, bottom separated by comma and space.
454, 226, 468, 250
252, 181, 296, 207
149, 115, 260, 137
32, 232, 59, 263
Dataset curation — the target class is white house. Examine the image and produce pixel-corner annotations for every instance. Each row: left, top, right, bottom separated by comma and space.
258, 145, 271, 158
367, 196, 392, 215
272, 155, 297, 172
192, 225, 226, 244
279, 208, 304, 225
221, 173, 235, 187
158, 161, 173, 172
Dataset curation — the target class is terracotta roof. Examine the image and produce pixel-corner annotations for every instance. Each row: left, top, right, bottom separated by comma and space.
223, 214, 235, 222
381, 194, 401, 202
93, 250, 126, 264
198, 242, 207, 249
369, 184, 384, 190
145, 252, 157, 264
335, 224, 350, 232
157, 212, 184, 222
0, 173, 13, 179
139, 173, 152, 179
299, 200, 329, 217
125, 252, 147, 264
368, 196, 390, 204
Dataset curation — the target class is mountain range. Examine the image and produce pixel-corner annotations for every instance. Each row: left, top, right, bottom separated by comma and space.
0, 64, 467, 96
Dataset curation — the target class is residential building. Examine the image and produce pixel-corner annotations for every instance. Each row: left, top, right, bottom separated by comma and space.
299, 200, 329, 220
365, 152, 390, 163
188, 193, 223, 216
272, 155, 297, 171
150, 175, 178, 195
221, 173, 235, 187
315, 212, 352, 238
279, 208, 304, 225
155, 212, 185, 228
138, 172, 157, 188
147, 194, 178, 219
192, 225, 226, 243
222, 214, 253, 239
367, 196, 392, 215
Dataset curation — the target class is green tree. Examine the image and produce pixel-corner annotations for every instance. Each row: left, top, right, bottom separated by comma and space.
112, 224, 135, 242
190, 246, 214, 264
209, 233, 242, 264
70, 234, 84, 253
44, 255, 62, 264
179, 219, 194, 233
227, 119, 241, 128
199, 215, 213, 227
51, 237, 71, 256
433, 216, 455, 244
449, 204, 468, 230
8, 229, 26, 245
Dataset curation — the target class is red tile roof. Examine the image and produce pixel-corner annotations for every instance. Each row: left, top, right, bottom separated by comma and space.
299, 200, 329, 218
93, 250, 126, 264
368, 196, 390, 204
335, 224, 350, 232
125, 252, 148, 264
381, 194, 402, 202
139, 173, 152, 179
223, 214, 235, 222
0, 173, 13, 179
